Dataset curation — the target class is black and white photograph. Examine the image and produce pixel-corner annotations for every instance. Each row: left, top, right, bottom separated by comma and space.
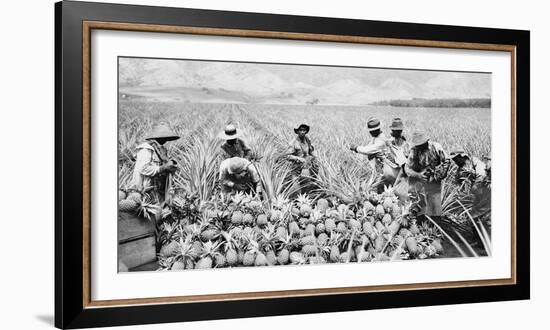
117, 57, 493, 272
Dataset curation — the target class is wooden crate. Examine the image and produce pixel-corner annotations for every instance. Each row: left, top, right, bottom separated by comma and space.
118, 212, 157, 271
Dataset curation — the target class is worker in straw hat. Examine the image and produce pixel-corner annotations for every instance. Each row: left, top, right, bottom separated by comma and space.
286, 123, 317, 193
219, 157, 262, 197
449, 148, 491, 218
350, 118, 406, 194
218, 124, 252, 160
130, 122, 180, 205
405, 131, 449, 219
389, 117, 410, 158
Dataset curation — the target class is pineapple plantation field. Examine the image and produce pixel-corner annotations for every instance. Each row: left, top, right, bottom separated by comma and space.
118, 100, 492, 271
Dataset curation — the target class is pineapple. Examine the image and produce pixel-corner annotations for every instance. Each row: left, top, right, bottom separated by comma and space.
302, 244, 317, 256
289, 251, 306, 265
231, 211, 244, 225
171, 260, 185, 271
296, 194, 313, 217
382, 214, 392, 226
363, 201, 375, 215
256, 214, 268, 226
160, 240, 179, 257
119, 199, 138, 212
277, 248, 290, 265
127, 191, 142, 203
324, 218, 336, 233
266, 250, 277, 265
375, 204, 385, 219
243, 213, 254, 226
226, 249, 238, 266
317, 233, 329, 245
288, 221, 300, 236
195, 241, 222, 269
409, 223, 420, 235
276, 226, 288, 239
299, 235, 316, 246
399, 228, 412, 238
329, 245, 340, 262
304, 223, 316, 236
363, 222, 376, 240
315, 223, 325, 235
316, 198, 329, 213
375, 235, 386, 252
241, 249, 257, 268
388, 221, 400, 236
254, 252, 269, 266
349, 219, 361, 231
432, 239, 444, 253
215, 254, 226, 267
270, 209, 283, 222
405, 237, 420, 255
336, 222, 348, 233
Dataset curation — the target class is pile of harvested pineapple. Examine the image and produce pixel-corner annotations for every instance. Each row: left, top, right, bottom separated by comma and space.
136, 188, 444, 271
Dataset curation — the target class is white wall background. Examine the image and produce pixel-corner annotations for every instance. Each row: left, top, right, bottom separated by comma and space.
0, 0, 545, 329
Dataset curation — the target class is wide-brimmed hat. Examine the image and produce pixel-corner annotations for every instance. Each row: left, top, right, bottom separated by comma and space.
227, 157, 250, 174
389, 118, 404, 130
218, 124, 242, 140
450, 148, 468, 159
294, 124, 310, 134
367, 118, 381, 132
146, 123, 180, 141
411, 132, 429, 147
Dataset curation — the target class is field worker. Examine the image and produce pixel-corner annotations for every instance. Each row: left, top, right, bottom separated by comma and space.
450, 148, 491, 218
219, 157, 263, 197
218, 124, 252, 160
405, 132, 449, 219
389, 117, 410, 158
286, 124, 317, 193
130, 123, 180, 204
350, 118, 404, 193
449, 148, 486, 186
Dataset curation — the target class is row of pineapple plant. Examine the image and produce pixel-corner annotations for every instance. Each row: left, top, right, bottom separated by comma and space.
155, 188, 444, 271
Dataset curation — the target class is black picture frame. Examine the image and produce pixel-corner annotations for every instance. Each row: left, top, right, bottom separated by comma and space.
55, 1, 530, 328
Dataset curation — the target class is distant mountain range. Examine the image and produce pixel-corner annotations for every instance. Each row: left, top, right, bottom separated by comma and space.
119, 58, 491, 105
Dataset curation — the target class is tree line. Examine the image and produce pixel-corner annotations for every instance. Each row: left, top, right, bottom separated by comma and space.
371, 98, 491, 108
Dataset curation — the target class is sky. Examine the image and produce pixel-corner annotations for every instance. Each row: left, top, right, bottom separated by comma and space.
119, 57, 491, 105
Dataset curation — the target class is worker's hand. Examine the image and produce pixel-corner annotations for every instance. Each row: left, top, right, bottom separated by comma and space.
349, 144, 358, 153
224, 181, 235, 188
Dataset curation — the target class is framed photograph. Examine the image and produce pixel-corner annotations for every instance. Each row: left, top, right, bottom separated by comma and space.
55, 1, 530, 328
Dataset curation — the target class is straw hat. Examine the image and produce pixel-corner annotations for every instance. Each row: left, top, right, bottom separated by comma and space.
411, 132, 429, 147
389, 118, 404, 130
145, 123, 180, 141
367, 118, 381, 132
294, 124, 310, 134
218, 124, 242, 140
227, 157, 251, 174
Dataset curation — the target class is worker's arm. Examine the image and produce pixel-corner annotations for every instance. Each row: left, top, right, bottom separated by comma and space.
353, 139, 386, 155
